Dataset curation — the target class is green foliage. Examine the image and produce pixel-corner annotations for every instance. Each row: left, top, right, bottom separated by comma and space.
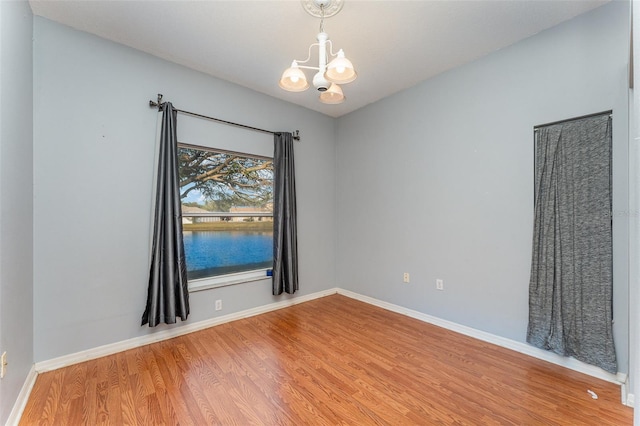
178, 147, 274, 211
203, 199, 233, 212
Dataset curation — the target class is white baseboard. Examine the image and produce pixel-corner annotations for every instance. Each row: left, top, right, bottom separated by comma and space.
35, 288, 339, 373
5, 365, 38, 426
337, 289, 625, 386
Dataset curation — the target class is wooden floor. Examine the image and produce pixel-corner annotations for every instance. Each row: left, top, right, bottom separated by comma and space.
20, 294, 632, 425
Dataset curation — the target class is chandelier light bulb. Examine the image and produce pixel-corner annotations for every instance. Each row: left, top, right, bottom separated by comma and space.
279, 61, 310, 92
325, 49, 357, 84
319, 83, 345, 104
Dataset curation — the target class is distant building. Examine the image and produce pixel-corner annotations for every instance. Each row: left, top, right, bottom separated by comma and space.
181, 205, 220, 224
229, 206, 273, 222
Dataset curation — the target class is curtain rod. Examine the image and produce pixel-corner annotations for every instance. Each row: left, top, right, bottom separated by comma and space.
534, 110, 612, 131
148, 94, 300, 141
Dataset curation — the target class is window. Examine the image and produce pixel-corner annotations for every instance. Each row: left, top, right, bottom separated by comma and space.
178, 144, 274, 290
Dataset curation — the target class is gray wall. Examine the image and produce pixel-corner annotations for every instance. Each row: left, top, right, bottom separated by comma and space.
336, 2, 631, 375
0, 0, 34, 423
32, 17, 337, 362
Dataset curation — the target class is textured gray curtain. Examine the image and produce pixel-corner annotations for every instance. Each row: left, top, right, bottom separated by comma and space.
273, 132, 299, 295
527, 114, 615, 373
142, 102, 190, 327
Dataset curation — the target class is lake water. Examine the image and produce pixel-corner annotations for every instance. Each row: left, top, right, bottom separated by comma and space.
183, 230, 273, 279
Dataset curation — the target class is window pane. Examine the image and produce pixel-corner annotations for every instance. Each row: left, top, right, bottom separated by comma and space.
178, 146, 274, 280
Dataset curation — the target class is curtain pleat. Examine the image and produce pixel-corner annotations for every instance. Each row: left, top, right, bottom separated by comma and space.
142, 102, 190, 327
527, 114, 616, 373
273, 132, 299, 295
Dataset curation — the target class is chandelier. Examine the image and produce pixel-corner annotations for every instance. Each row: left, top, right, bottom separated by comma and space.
279, 0, 357, 104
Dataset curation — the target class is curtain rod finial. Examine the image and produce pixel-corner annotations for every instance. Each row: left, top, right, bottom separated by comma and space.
293, 130, 300, 141
149, 93, 164, 110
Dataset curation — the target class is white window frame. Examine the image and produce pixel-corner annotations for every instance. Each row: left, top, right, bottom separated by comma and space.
189, 268, 271, 292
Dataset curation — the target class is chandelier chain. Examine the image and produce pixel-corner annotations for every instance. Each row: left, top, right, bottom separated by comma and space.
319, 5, 325, 33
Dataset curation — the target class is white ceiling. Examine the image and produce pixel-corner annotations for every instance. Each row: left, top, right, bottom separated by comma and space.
29, 0, 610, 118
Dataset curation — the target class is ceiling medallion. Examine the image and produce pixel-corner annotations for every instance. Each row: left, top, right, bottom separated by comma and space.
300, 0, 344, 18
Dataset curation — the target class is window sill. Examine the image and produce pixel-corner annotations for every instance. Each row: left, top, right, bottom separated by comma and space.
188, 268, 271, 293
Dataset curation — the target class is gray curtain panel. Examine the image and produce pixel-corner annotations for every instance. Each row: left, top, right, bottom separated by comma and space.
273, 132, 299, 295
527, 114, 615, 373
142, 102, 190, 327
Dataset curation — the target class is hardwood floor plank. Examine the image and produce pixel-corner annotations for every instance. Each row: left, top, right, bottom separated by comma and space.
39, 368, 64, 425
149, 341, 206, 426
80, 361, 97, 425
19, 294, 633, 425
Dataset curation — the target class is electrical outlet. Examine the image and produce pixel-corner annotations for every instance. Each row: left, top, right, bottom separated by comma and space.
403, 272, 410, 283
215, 300, 222, 311
436, 279, 444, 291
1, 352, 7, 379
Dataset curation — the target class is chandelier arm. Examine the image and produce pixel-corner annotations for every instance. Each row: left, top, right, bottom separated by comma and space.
297, 65, 321, 71
292, 42, 321, 65
325, 39, 339, 58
